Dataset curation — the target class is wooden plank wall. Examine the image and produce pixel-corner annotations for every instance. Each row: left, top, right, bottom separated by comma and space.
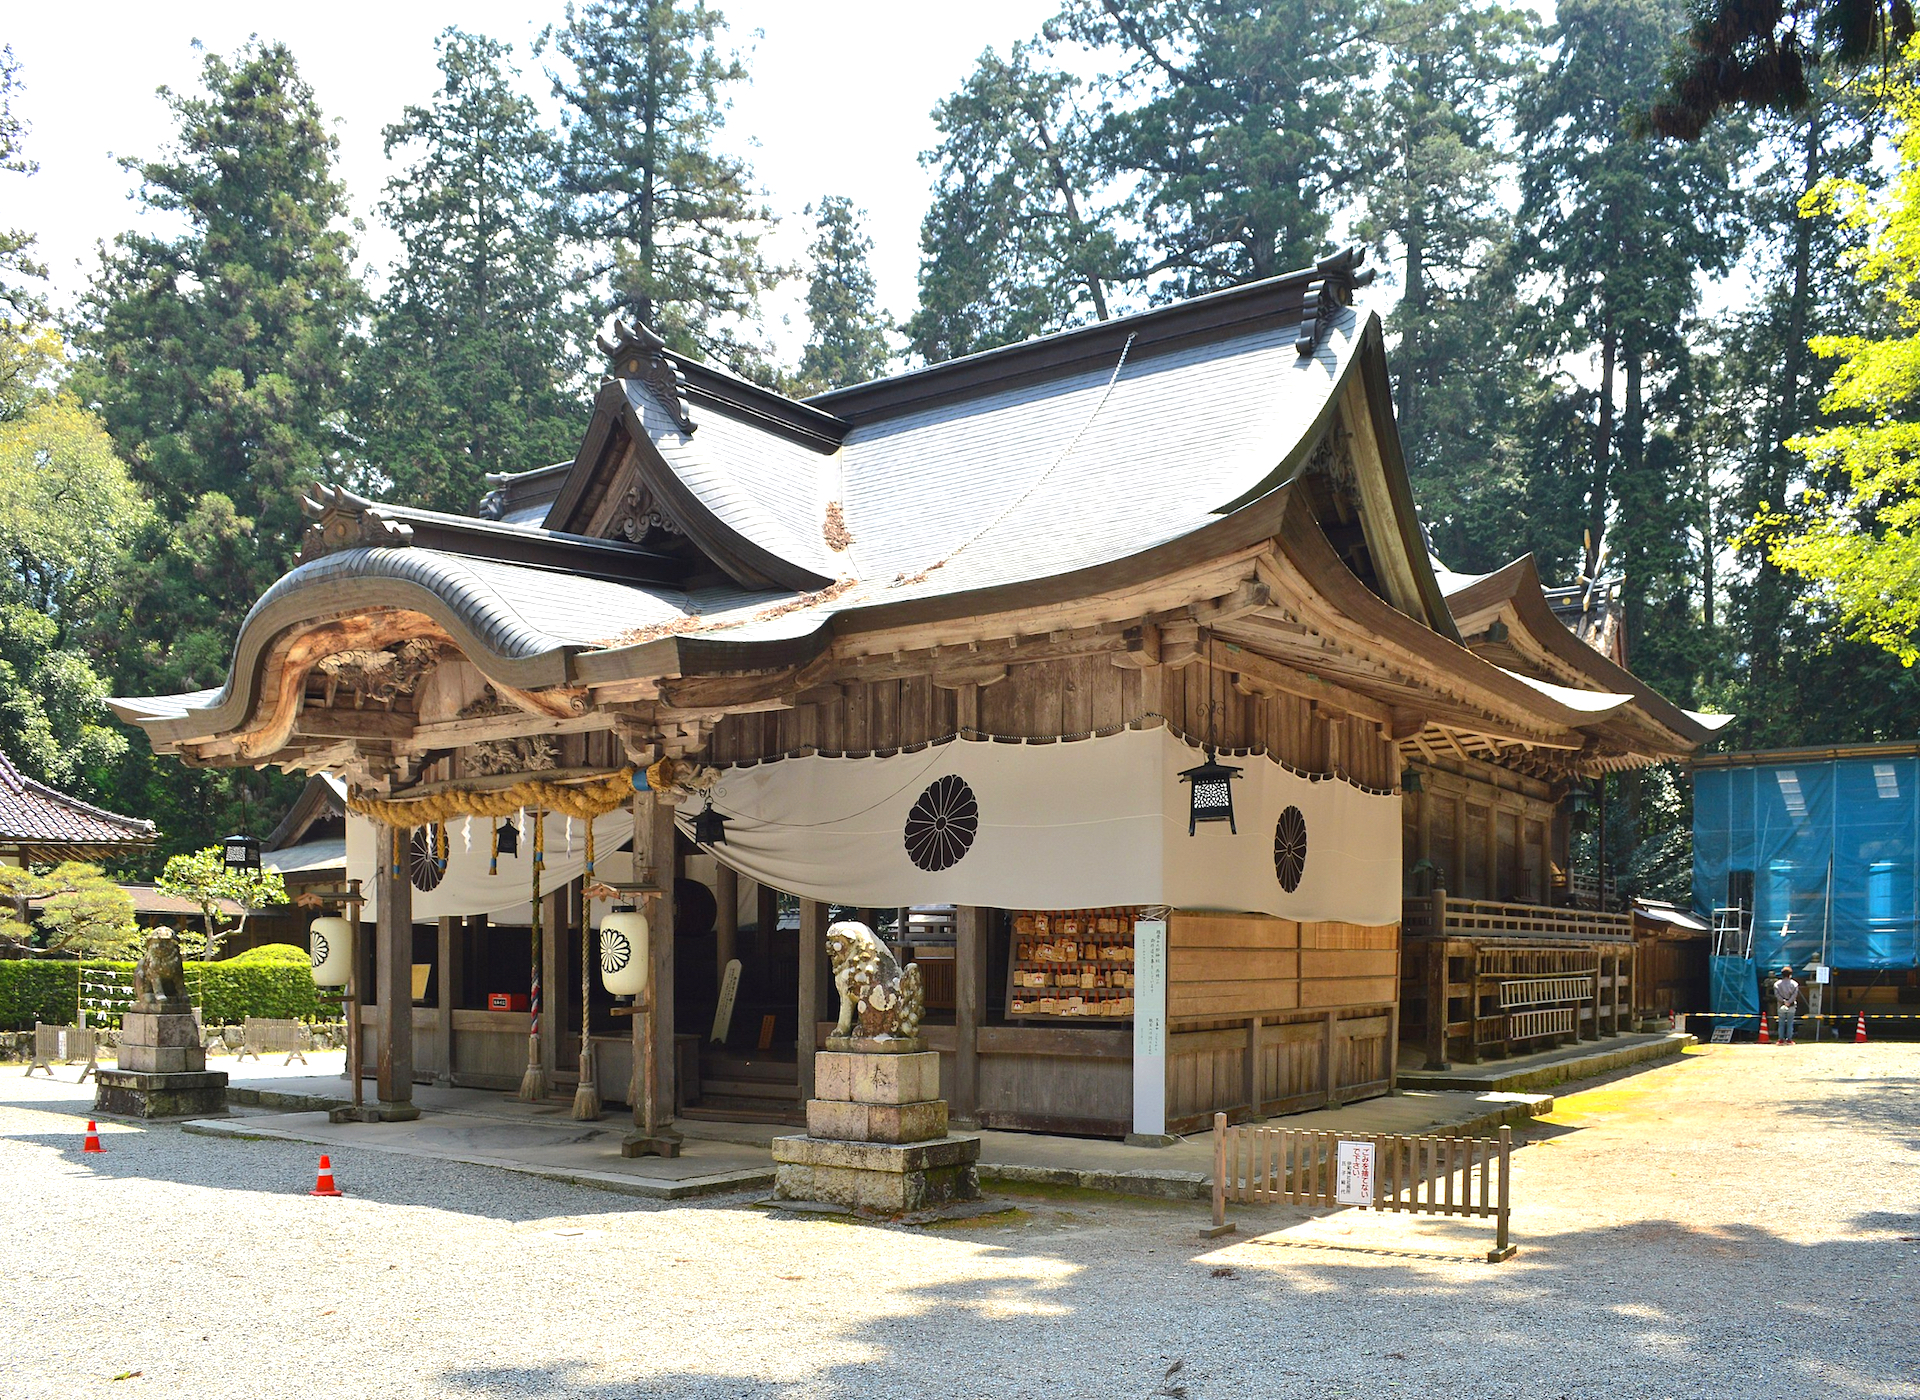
708, 657, 1400, 790
1163, 912, 1400, 1132
1170, 914, 1398, 1019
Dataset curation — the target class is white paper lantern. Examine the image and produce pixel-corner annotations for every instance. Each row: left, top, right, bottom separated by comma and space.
600, 909, 649, 998
310, 916, 353, 987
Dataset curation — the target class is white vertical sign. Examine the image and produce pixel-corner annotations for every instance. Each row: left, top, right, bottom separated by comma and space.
1132, 918, 1169, 1138
1335, 1139, 1376, 1206
710, 958, 742, 1043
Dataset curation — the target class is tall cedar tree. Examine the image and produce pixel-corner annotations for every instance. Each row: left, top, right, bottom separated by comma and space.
1516, 0, 1748, 590
1051, 0, 1385, 292
0, 46, 46, 326
908, 44, 1128, 362
547, 0, 782, 377
1652, 0, 1913, 138
354, 29, 585, 514
73, 40, 353, 866
76, 40, 363, 629
1360, 0, 1544, 569
797, 197, 892, 393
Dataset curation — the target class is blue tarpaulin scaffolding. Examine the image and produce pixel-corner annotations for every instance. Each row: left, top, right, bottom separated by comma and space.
1693, 751, 1920, 974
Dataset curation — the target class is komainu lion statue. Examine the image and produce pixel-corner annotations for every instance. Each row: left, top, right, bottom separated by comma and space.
133, 928, 191, 1013
825, 921, 925, 1040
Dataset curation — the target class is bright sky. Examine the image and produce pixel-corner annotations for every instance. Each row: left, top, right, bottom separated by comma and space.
5, 1, 1062, 359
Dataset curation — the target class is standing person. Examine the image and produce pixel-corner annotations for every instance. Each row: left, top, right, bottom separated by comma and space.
1773, 966, 1801, 1045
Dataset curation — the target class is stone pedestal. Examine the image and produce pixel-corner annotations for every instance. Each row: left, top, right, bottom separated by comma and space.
94, 1011, 226, 1119
773, 1040, 980, 1214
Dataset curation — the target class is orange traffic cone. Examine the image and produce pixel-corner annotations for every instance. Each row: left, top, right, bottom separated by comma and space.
1756, 1011, 1771, 1045
82, 1120, 103, 1154
309, 1154, 343, 1197
1855, 1012, 1868, 1044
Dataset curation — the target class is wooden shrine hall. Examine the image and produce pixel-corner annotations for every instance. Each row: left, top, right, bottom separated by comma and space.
110, 248, 1723, 1142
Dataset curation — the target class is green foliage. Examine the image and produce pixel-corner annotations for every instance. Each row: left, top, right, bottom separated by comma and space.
907, 43, 1126, 362
796, 197, 892, 394
0, 327, 150, 797
74, 38, 364, 620
0, 959, 75, 1029
224, 942, 311, 966
546, 0, 783, 376
155, 846, 289, 959
354, 28, 585, 514
1052, 0, 1386, 293
0, 862, 138, 957
0, 956, 327, 1030
1773, 50, 1920, 666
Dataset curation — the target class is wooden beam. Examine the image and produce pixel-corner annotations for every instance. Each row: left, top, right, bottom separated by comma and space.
798, 899, 828, 1102
1187, 577, 1270, 627
405, 708, 611, 753
295, 707, 415, 741
1109, 622, 1161, 670
954, 906, 986, 1126
1207, 642, 1391, 725
374, 825, 415, 1110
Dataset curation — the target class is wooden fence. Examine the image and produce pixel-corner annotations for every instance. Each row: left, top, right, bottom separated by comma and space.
26, 1023, 97, 1082
236, 1017, 310, 1065
1208, 1112, 1516, 1262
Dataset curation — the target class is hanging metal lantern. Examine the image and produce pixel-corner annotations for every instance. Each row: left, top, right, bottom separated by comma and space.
495, 820, 520, 856
1178, 747, 1244, 835
692, 803, 728, 847
223, 833, 262, 872
1401, 767, 1424, 794
309, 915, 353, 987
600, 907, 650, 1000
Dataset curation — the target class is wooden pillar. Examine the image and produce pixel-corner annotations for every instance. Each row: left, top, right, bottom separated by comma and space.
1424, 939, 1450, 1072
623, 790, 682, 1157
798, 898, 828, 1102
1587, 948, 1602, 1041
434, 916, 456, 1087
954, 905, 986, 1126
1462, 945, 1482, 1063
649, 795, 678, 1121
756, 882, 778, 975
374, 825, 415, 1113
714, 861, 738, 984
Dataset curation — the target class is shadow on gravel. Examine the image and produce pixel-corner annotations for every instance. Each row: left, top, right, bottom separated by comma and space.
427, 1208, 1920, 1400
1776, 1076, 1920, 1152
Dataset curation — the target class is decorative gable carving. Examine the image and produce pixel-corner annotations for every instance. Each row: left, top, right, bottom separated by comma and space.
598, 318, 696, 435
611, 480, 686, 545
297, 484, 413, 565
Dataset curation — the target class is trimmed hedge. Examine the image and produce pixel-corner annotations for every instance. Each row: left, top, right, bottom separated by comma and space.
0, 956, 326, 1029
225, 943, 311, 967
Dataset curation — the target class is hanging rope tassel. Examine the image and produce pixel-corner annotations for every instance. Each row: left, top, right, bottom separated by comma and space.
572, 819, 602, 1121
518, 810, 549, 1103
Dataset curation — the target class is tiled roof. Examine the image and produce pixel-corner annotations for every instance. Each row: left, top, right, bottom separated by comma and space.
0, 749, 156, 853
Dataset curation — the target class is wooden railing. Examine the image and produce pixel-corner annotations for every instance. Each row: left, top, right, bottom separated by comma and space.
1208, 1114, 1516, 1262
1403, 890, 1633, 943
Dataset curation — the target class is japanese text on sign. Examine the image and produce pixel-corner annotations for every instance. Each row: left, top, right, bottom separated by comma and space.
1335, 1139, 1376, 1206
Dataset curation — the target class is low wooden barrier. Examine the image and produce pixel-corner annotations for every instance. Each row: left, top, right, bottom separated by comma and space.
26, 1023, 97, 1083
236, 1017, 310, 1065
1208, 1112, 1515, 1262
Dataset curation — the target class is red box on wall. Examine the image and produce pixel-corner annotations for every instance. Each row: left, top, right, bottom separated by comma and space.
488, 993, 529, 1012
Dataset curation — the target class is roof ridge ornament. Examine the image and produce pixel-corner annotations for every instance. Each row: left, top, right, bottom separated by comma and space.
296, 484, 414, 564
598, 317, 697, 436
1296, 245, 1376, 359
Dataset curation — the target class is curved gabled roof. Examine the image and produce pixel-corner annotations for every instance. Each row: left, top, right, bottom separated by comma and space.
1442, 555, 1728, 748
0, 748, 155, 856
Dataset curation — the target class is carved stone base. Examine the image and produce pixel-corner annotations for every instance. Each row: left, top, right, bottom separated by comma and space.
93, 1069, 228, 1120
775, 1047, 979, 1213
824, 1035, 926, 1055
772, 1134, 981, 1214
620, 1128, 684, 1159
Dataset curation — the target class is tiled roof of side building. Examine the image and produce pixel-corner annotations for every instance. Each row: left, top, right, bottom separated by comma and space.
0, 748, 156, 848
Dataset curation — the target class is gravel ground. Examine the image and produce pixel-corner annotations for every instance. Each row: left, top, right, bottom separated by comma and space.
3, 1042, 1915, 1400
